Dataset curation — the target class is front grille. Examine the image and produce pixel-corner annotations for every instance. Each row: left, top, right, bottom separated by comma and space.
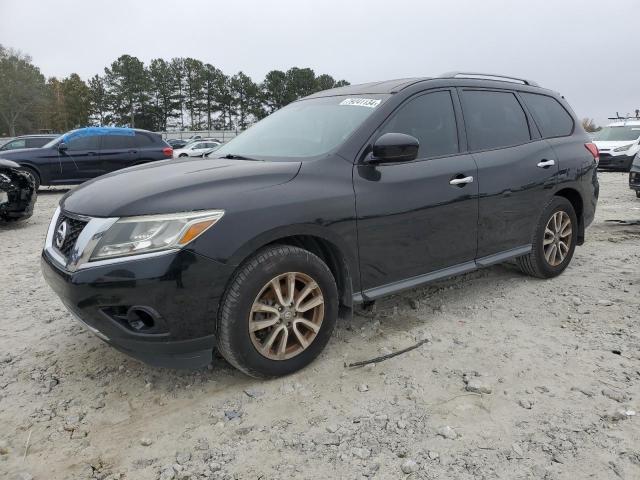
54, 214, 88, 257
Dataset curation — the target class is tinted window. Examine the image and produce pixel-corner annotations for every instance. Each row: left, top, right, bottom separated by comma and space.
67, 135, 100, 150
134, 133, 155, 147
380, 91, 459, 159
101, 135, 135, 149
26, 138, 50, 148
520, 93, 573, 138
462, 91, 531, 150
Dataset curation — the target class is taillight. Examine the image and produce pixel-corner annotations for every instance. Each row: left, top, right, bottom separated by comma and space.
163, 147, 173, 158
585, 143, 599, 165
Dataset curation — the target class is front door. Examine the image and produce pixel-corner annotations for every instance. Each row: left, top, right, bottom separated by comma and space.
458, 88, 559, 258
354, 90, 479, 294
59, 133, 102, 182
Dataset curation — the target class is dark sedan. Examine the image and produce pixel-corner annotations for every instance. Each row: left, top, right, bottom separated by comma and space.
0, 127, 173, 189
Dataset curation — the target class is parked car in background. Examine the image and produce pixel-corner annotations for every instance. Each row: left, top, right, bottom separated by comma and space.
592, 120, 640, 171
0, 134, 59, 151
201, 145, 222, 158
173, 140, 221, 158
0, 127, 172, 189
41, 73, 599, 377
0, 159, 36, 222
167, 138, 188, 149
629, 154, 640, 198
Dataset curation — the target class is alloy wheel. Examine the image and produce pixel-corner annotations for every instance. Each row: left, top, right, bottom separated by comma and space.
249, 272, 324, 360
543, 211, 572, 267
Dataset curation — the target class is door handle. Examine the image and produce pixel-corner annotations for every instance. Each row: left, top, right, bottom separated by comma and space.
537, 159, 555, 168
449, 176, 474, 186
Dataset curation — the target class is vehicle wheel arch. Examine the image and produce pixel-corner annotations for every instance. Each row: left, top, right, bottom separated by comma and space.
227, 226, 358, 312
16, 163, 43, 188
554, 187, 584, 244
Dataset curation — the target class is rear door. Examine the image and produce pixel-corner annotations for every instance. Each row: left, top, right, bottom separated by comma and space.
99, 134, 137, 173
459, 89, 558, 258
354, 89, 479, 292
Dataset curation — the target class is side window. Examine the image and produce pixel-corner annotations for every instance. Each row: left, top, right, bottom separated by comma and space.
134, 133, 154, 147
67, 135, 100, 151
26, 138, 47, 148
380, 91, 458, 159
462, 90, 531, 151
101, 135, 135, 149
520, 92, 574, 138
6, 139, 26, 150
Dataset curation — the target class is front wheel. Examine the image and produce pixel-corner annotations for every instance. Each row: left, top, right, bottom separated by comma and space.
635, 190, 640, 199
516, 196, 578, 279
216, 245, 338, 378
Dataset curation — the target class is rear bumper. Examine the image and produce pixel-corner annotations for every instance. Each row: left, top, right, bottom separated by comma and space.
41, 248, 236, 369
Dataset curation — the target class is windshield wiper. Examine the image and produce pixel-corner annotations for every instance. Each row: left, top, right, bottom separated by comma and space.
220, 153, 262, 161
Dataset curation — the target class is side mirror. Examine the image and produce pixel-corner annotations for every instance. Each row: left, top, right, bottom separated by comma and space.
367, 133, 419, 164
58, 142, 68, 152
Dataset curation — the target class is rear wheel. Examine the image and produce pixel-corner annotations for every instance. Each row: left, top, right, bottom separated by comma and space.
516, 196, 578, 279
636, 191, 640, 199
179, 153, 188, 158
216, 245, 338, 378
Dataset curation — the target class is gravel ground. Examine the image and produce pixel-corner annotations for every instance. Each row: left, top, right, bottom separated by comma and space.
0, 172, 638, 480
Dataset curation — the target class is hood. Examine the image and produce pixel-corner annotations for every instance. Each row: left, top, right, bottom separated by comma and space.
594, 140, 639, 151
61, 157, 302, 217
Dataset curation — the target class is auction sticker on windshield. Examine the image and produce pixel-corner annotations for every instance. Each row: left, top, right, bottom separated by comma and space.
339, 98, 381, 108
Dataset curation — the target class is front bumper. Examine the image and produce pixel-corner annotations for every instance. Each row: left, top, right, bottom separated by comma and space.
0, 168, 36, 222
598, 153, 635, 170
41, 248, 236, 368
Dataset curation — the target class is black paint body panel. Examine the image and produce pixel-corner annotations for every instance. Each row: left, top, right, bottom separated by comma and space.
41, 76, 599, 368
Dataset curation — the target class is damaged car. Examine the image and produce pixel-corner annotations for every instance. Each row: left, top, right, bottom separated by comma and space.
0, 159, 37, 222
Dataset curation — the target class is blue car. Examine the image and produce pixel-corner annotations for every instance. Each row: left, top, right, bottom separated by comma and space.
0, 127, 173, 189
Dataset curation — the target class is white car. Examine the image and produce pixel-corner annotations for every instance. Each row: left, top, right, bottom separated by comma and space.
173, 140, 221, 158
592, 120, 640, 171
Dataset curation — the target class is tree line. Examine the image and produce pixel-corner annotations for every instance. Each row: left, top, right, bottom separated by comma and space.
0, 44, 349, 136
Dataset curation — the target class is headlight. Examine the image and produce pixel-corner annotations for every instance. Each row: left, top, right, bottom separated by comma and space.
90, 210, 224, 260
613, 144, 633, 152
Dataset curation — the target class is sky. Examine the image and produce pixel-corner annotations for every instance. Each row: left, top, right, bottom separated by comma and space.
1, 0, 638, 126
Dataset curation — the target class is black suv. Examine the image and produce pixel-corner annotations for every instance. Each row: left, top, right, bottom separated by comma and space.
0, 127, 173, 189
41, 73, 599, 377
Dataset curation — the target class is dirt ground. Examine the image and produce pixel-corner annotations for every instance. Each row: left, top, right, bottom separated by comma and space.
0, 171, 638, 480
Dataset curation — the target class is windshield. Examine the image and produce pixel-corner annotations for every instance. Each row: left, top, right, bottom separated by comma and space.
593, 126, 640, 142
43, 134, 65, 148
215, 94, 388, 159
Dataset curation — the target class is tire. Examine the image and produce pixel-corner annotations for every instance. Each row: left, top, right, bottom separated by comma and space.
216, 245, 338, 378
636, 191, 640, 199
19, 167, 40, 191
179, 153, 188, 158
516, 196, 578, 279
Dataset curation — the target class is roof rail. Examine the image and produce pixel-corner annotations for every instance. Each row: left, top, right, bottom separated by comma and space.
439, 72, 539, 87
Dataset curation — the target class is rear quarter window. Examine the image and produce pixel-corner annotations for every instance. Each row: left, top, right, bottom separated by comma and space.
134, 133, 156, 147
520, 92, 574, 138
